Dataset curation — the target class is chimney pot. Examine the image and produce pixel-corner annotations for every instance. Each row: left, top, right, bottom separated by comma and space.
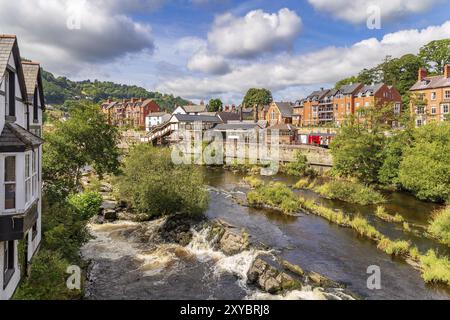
418, 67, 427, 81
445, 65, 450, 78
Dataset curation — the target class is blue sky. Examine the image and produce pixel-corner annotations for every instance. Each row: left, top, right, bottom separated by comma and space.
1, 0, 450, 104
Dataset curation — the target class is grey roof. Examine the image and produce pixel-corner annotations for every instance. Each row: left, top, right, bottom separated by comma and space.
274, 102, 293, 117
216, 112, 241, 123
355, 83, 384, 96
182, 105, 207, 113
268, 123, 297, 131
410, 75, 450, 91
339, 83, 362, 95
21, 62, 45, 109
0, 35, 15, 82
171, 114, 222, 123
0, 35, 28, 103
214, 123, 261, 131
0, 122, 44, 152
306, 89, 330, 101
324, 89, 338, 98
147, 112, 170, 117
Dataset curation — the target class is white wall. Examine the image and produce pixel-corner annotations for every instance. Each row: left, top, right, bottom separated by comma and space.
0, 240, 21, 300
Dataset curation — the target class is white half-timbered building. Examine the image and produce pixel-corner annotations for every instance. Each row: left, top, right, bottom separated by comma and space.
0, 35, 44, 300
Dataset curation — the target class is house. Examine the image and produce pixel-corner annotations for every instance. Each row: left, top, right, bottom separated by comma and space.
410, 65, 450, 127
214, 121, 265, 144
266, 102, 293, 125
292, 100, 304, 126
0, 35, 44, 300
173, 104, 207, 115
301, 83, 402, 127
102, 98, 161, 129
213, 112, 241, 123
145, 112, 171, 131
266, 123, 298, 145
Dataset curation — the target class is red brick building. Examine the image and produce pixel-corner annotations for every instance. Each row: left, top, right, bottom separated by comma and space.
101, 98, 161, 129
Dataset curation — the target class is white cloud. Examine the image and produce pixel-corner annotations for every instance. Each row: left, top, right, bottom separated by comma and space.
188, 51, 231, 75
157, 21, 450, 100
0, 0, 155, 75
208, 8, 302, 58
308, 0, 438, 24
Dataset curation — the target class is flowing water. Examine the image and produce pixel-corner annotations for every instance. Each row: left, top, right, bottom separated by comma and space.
82, 167, 450, 300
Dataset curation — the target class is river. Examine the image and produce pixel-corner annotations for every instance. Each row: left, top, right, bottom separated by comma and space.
82, 167, 450, 300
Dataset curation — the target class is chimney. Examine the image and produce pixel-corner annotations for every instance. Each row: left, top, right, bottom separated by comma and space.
445, 65, 450, 78
418, 67, 427, 81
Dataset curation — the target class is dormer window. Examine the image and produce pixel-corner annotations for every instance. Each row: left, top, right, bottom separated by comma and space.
33, 87, 39, 122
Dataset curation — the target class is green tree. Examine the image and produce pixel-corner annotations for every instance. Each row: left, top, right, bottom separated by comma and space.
208, 98, 223, 112
398, 122, 450, 202
418, 39, 450, 74
43, 101, 121, 197
242, 88, 273, 107
335, 76, 359, 89
116, 145, 209, 218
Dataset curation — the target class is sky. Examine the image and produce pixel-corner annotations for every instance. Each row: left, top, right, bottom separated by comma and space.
1, 0, 450, 104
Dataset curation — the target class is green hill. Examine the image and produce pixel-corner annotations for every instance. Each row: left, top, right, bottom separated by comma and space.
42, 70, 190, 112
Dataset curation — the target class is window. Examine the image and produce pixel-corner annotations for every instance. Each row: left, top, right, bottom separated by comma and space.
32, 151, 38, 198
4, 71, 8, 114
3, 241, 15, 288
33, 87, 38, 122
356, 102, 360, 107
443, 104, 449, 114
416, 119, 423, 127
431, 92, 437, 100
6, 69, 15, 117
431, 106, 437, 114
364, 102, 370, 107
394, 103, 401, 114
4, 156, 16, 210
32, 222, 38, 240
416, 106, 425, 115
25, 154, 31, 204
445, 91, 450, 100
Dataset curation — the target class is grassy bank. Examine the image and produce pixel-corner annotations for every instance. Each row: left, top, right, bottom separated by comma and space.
314, 180, 385, 205
244, 179, 450, 287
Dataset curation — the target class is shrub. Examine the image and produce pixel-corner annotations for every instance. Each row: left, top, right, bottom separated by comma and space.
13, 250, 80, 300
420, 250, 450, 286
403, 222, 411, 232
68, 191, 103, 220
349, 216, 383, 240
428, 206, 450, 246
314, 180, 385, 205
375, 206, 404, 223
377, 238, 411, 257
243, 176, 263, 189
293, 178, 315, 190
116, 145, 208, 218
247, 182, 301, 215
283, 151, 310, 176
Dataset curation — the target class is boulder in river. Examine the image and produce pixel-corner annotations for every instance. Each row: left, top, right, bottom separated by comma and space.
218, 230, 250, 255
104, 209, 117, 221
247, 257, 302, 294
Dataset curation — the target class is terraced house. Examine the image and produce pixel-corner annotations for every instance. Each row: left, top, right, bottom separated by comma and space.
301, 83, 402, 127
410, 65, 450, 126
0, 35, 45, 300
101, 98, 161, 129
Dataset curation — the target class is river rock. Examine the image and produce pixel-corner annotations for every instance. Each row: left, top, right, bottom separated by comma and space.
218, 230, 250, 255
307, 271, 344, 289
104, 209, 117, 221
101, 200, 118, 210
159, 214, 203, 246
247, 257, 301, 294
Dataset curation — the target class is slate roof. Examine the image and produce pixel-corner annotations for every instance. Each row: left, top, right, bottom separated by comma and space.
410, 75, 450, 91
0, 122, 44, 152
0, 35, 28, 103
306, 89, 330, 101
214, 123, 262, 131
339, 83, 363, 95
216, 112, 241, 123
21, 61, 45, 109
268, 123, 297, 131
274, 102, 293, 117
182, 105, 207, 113
147, 112, 170, 117
171, 114, 222, 123
355, 84, 384, 96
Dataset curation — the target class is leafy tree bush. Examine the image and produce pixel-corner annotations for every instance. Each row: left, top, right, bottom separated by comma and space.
43, 101, 121, 197
398, 122, 450, 202
428, 206, 450, 246
208, 98, 223, 112
247, 182, 301, 215
283, 151, 311, 176
116, 144, 208, 218
242, 88, 273, 107
314, 180, 385, 205
68, 192, 103, 220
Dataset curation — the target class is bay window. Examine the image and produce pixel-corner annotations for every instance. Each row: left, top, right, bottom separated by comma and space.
25, 154, 31, 204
